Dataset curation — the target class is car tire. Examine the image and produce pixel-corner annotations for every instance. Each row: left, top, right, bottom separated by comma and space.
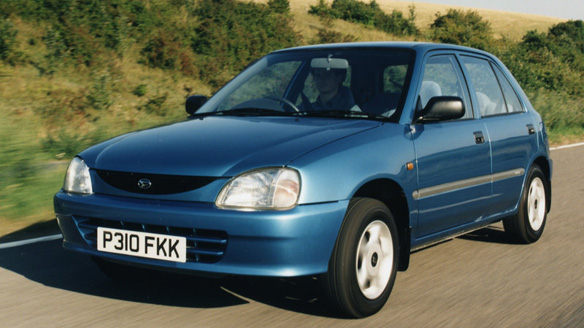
503, 165, 548, 244
323, 198, 399, 318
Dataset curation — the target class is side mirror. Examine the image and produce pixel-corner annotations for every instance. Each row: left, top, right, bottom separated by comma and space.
186, 95, 208, 115
414, 96, 465, 123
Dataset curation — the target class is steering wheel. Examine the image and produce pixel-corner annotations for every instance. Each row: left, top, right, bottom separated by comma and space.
265, 96, 300, 112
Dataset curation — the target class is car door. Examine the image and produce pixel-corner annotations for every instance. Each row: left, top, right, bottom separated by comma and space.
459, 55, 539, 217
412, 54, 492, 239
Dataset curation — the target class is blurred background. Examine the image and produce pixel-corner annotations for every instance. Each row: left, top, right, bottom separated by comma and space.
1, 0, 583, 234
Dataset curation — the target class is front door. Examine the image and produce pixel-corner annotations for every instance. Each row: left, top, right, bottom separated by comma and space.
412, 54, 492, 239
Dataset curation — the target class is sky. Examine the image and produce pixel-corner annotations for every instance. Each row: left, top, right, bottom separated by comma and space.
408, 0, 584, 20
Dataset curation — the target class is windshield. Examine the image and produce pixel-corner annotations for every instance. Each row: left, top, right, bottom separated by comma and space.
196, 49, 414, 121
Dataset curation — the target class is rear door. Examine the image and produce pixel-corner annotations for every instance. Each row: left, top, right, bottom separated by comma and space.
412, 54, 492, 239
459, 55, 539, 216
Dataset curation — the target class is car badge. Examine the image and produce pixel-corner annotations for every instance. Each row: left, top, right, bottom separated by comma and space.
137, 178, 152, 190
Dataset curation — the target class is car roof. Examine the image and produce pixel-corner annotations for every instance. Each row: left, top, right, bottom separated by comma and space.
271, 42, 492, 58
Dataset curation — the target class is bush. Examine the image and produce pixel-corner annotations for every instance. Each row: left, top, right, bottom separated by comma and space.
529, 89, 584, 133
430, 9, 493, 50
309, 0, 419, 36
543, 21, 584, 71
140, 30, 184, 70
41, 128, 101, 159
0, 18, 17, 62
329, 0, 379, 26
2, 0, 171, 69
0, 112, 43, 220
310, 15, 358, 44
0, 119, 36, 184
268, 0, 290, 14
133, 84, 147, 97
88, 71, 113, 110
313, 26, 359, 44
309, 0, 329, 17
490, 21, 584, 136
192, 0, 301, 88
501, 20, 584, 96
375, 8, 418, 36
549, 20, 584, 43
138, 94, 168, 116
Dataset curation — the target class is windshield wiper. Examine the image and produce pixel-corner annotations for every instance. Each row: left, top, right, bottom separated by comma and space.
189, 111, 226, 118
300, 110, 387, 120
191, 108, 294, 118
225, 108, 294, 116
191, 108, 386, 120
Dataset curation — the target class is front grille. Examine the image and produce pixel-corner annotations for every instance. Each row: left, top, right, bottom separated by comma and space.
73, 217, 228, 263
95, 170, 217, 195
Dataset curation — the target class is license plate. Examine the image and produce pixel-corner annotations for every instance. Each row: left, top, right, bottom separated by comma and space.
97, 227, 187, 263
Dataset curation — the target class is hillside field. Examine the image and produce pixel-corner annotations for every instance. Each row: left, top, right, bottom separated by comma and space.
282, 0, 564, 41
0, 0, 582, 232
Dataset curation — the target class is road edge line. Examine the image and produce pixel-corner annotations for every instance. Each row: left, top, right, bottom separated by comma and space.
550, 141, 584, 151
0, 234, 62, 250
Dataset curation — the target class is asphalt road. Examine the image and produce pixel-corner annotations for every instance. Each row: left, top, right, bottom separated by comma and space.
1, 145, 583, 328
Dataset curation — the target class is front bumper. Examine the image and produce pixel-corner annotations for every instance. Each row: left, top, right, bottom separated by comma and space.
54, 191, 348, 277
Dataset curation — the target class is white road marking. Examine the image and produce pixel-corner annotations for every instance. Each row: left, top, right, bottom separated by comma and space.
0, 234, 62, 250
551, 141, 584, 151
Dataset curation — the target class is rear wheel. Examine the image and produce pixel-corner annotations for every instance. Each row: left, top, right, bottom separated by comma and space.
504, 165, 548, 244
323, 198, 399, 318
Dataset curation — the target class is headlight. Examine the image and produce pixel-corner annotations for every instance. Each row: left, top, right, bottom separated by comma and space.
216, 168, 300, 210
63, 157, 93, 194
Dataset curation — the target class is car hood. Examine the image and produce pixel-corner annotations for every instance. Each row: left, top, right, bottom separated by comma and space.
80, 116, 381, 177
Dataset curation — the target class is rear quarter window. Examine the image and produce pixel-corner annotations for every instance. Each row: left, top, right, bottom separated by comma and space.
493, 65, 524, 113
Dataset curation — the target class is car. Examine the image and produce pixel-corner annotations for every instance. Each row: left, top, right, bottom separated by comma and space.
54, 42, 552, 317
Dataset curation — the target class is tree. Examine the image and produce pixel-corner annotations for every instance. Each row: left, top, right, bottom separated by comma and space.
549, 20, 584, 43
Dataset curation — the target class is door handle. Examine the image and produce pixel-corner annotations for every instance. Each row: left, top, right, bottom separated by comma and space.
474, 131, 485, 144
527, 124, 536, 135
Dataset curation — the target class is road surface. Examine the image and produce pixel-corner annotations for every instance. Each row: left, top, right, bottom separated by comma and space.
1, 145, 583, 327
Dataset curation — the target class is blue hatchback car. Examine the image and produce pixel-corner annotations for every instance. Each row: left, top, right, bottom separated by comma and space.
55, 42, 552, 317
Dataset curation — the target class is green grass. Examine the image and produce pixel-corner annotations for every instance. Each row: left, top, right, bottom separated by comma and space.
0, 165, 66, 221
528, 89, 584, 146
0, 109, 58, 223
547, 127, 584, 145
0, 62, 190, 230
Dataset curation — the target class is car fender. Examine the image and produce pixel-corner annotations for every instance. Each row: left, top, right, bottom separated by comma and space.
289, 123, 417, 207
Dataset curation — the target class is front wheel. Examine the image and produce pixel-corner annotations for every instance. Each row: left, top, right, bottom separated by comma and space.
504, 165, 549, 244
323, 198, 399, 318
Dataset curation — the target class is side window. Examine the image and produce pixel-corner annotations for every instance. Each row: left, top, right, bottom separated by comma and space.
460, 56, 507, 117
420, 55, 472, 119
493, 66, 524, 113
